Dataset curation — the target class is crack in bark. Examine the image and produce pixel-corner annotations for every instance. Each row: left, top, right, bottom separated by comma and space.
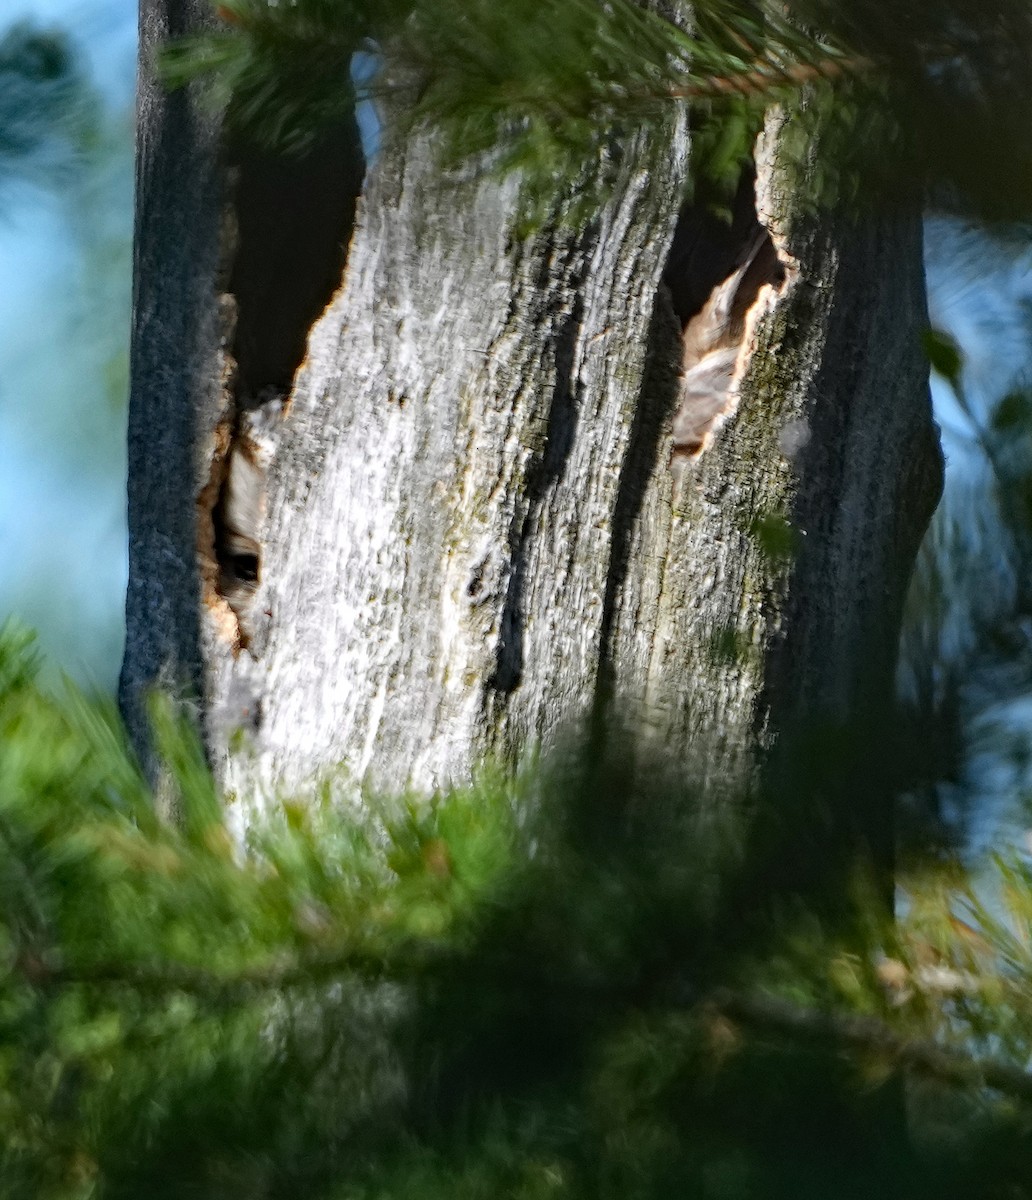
490, 238, 588, 696
202, 118, 365, 652
595, 292, 678, 720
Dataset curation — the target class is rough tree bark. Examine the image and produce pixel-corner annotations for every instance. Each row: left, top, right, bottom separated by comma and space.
122, 0, 942, 888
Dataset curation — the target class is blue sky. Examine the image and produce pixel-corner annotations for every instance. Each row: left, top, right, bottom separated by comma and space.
0, 0, 135, 690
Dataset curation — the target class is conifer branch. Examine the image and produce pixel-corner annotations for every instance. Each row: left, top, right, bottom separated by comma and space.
20, 941, 1032, 1105
662, 54, 875, 101
15, 943, 441, 997
707, 987, 1032, 1104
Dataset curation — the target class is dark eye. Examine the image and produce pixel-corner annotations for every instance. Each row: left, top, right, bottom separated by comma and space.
232, 553, 259, 584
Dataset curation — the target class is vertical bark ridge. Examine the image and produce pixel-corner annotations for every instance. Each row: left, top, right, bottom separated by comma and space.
599, 124, 940, 894
489, 232, 590, 698
121, 0, 226, 807
210, 130, 689, 820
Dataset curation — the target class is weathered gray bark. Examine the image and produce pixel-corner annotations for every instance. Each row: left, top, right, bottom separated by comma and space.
123, 3, 941, 879
121, 0, 225, 813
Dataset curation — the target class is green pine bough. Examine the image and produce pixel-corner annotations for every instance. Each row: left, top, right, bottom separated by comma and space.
161, 0, 1032, 219
3, 625, 1032, 1195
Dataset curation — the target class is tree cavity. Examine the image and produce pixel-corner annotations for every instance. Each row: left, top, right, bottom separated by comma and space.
207, 116, 366, 650
662, 166, 786, 463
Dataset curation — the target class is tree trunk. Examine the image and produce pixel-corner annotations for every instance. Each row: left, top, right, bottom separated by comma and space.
121, 0, 224, 816
122, 2, 942, 888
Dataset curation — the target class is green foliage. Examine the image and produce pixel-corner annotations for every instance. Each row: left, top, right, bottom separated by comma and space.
161, 0, 1032, 219
924, 327, 964, 384
4, 625, 1032, 1197
789, 0, 1032, 218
